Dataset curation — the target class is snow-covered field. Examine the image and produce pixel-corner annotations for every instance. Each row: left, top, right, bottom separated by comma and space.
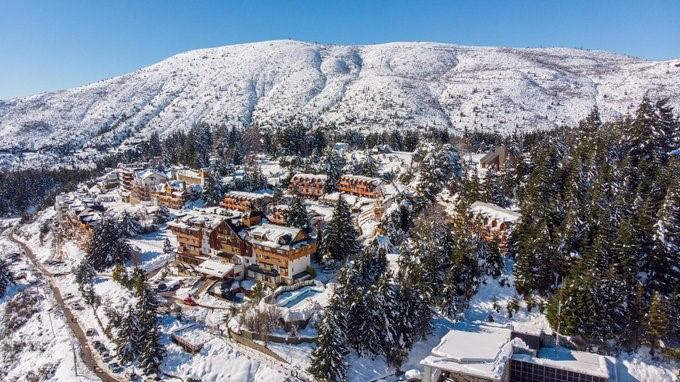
2, 40, 679, 169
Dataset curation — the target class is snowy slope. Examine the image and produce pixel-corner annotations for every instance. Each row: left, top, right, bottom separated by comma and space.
1, 40, 679, 166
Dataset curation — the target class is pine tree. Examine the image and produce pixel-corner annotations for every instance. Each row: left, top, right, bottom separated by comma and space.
649, 165, 680, 295
87, 217, 132, 271
646, 292, 670, 357
395, 257, 433, 344
416, 143, 465, 201
308, 295, 348, 382
484, 235, 504, 278
653, 98, 678, 164
360, 154, 379, 177
116, 305, 141, 364
285, 195, 311, 232
440, 222, 480, 319
74, 258, 96, 287
120, 210, 141, 238
202, 170, 224, 207
137, 282, 164, 376
324, 149, 345, 193
163, 238, 174, 256
139, 320, 165, 376
481, 168, 510, 207
130, 267, 146, 297
0, 258, 14, 297
319, 196, 360, 262
112, 263, 129, 286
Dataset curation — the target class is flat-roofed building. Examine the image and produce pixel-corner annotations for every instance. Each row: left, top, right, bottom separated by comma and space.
118, 163, 147, 202
421, 325, 615, 382
173, 168, 208, 186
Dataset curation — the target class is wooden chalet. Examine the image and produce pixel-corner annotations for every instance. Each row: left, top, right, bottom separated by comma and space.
338, 174, 383, 198
469, 201, 521, 247
288, 173, 327, 198
220, 191, 273, 212
246, 223, 317, 285
480, 145, 511, 170
54, 192, 105, 248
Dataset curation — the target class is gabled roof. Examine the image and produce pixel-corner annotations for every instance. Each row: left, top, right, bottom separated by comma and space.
470, 201, 521, 222
247, 223, 311, 250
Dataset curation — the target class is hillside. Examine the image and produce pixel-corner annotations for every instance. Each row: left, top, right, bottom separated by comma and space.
1, 40, 679, 168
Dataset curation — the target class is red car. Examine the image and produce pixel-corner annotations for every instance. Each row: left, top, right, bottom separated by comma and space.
183, 296, 197, 306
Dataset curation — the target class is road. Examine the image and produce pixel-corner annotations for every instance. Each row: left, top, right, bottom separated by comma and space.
8, 233, 120, 382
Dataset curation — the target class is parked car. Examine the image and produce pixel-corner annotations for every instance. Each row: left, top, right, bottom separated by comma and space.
92, 340, 104, 349
85, 328, 98, 337
183, 296, 197, 306
108, 362, 123, 373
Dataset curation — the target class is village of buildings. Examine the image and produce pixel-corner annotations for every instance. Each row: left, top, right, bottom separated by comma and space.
3, 142, 665, 382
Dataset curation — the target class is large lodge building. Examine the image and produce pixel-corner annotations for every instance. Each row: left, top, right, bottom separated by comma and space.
169, 207, 316, 286
288, 174, 327, 198
289, 173, 384, 199
469, 201, 521, 247
220, 191, 273, 212
55, 192, 105, 247
337, 174, 383, 198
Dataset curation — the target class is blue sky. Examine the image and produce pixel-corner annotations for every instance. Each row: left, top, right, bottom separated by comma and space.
1, 0, 678, 100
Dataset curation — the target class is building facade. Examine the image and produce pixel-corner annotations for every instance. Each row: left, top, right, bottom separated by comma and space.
288, 174, 327, 198
220, 191, 273, 212
55, 192, 105, 248
246, 224, 317, 285
337, 175, 383, 198
469, 201, 521, 247
480, 145, 510, 170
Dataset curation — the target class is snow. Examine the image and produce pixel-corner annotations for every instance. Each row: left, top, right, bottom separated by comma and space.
0, 235, 97, 382
469, 201, 521, 222
2, 40, 680, 170
514, 347, 612, 379
430, 325, 511, 362
194, 258, 235, 278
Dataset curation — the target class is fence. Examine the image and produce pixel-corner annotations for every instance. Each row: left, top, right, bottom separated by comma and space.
263, 280, 322, 304
227, 328, 288, 363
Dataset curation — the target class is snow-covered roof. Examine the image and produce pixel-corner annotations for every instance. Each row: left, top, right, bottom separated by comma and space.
340, 174, 382, 185
470, 201, 521, 222
195, 258, 235, 278
290, 173, 327, 181
513, 347, 612, 379
247, 223, 310, 250
433, 326, 511, 362
224, 191, 272, 200
169, 210, 226, 230
422, 325, 614, 381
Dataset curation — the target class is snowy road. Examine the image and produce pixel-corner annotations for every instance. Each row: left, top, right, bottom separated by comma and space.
9, 232, 120, 382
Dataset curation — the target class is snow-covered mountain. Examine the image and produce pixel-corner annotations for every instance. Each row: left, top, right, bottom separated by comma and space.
1, 40, 679, 167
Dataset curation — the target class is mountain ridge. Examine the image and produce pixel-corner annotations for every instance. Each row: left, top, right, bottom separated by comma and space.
1, 39, 679, 168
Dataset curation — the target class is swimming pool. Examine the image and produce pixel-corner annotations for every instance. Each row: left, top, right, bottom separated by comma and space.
278, 287, 322, 309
